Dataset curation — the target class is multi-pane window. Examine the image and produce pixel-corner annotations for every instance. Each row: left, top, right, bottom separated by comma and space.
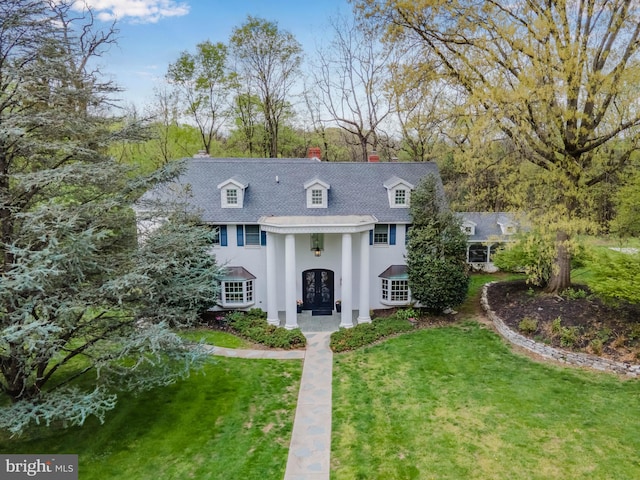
311, 189, 323, 205
224, 282, 244, 303
374, 224, 389, 245
226, 188, 238, 205
381, 279, 409, 302
222, 280, 254, 305
394, 189, 407, 206
245, 225, 261, 245
211, 225, 220, 246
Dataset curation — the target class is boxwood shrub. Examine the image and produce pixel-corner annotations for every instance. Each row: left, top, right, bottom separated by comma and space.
330, 316, 415, 352
226, 309, 306, 349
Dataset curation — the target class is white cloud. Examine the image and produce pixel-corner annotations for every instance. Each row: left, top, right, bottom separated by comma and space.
80, 0, 190, 24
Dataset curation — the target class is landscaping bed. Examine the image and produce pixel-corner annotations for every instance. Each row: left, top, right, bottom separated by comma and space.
487, 279, 640, 363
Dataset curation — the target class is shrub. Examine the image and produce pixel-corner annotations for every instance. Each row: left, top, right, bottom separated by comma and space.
560, 326, 579, 347
518, 317, 538, 334
330, 316, 415, 352
226, 310, 306, 349
561, 287, 588, 300
589, 338, 604, 355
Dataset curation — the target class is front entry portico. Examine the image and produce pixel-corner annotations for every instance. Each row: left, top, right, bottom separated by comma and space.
260, 215, 376, 330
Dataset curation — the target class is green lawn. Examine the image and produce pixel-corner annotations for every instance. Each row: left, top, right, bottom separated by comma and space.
0, 357, 302, 480
178, 328, 253, 349
331, 323, 640, 479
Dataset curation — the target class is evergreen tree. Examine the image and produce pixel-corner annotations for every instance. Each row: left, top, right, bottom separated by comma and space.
0, 0, 221, 435
406, 176, 469, 312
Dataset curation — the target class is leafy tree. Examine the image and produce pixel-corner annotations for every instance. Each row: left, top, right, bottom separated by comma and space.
610, 168, 640, 238
166, 40, 231, 154
406, 176, 469, 312
0, 0, 221, 435
230, 16, 303, 158
358, 0, 640, 293
586, 249, 640, 304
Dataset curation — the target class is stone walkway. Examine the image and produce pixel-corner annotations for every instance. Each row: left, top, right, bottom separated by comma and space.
208, 331, 334, 480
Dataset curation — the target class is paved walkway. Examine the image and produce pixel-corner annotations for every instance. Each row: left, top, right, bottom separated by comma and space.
209, 331, 334, 480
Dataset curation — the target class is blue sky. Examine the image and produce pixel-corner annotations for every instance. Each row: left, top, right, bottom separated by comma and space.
85, 0, 351, 108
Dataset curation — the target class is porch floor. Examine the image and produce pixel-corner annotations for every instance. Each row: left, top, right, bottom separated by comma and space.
276, 309, 359, 333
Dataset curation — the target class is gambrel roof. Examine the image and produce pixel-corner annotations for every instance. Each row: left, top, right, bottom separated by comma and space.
142, 157, 443, 224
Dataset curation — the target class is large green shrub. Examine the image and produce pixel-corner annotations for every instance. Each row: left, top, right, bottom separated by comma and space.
406, 176, 469, 312
226, 310, 306, 349
330, 316, 415, 352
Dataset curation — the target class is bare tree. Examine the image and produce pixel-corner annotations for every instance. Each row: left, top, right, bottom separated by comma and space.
312, 14, 395, 162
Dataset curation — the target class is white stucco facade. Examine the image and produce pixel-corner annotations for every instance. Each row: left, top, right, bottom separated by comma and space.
210, 219, 412, 329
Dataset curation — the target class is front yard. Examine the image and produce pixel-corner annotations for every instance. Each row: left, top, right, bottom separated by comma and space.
2, 273, 640, 479
331, 324, 640, 479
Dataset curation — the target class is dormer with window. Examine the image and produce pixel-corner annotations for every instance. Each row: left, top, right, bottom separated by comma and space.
497, 216, 518, 235
304, 178, 330, 209
461, 220, 477, 236
218, 176, 248, 208
383, 176, 414, 208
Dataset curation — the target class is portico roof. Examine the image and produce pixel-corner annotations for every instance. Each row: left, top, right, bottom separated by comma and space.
259, 214, 377, 234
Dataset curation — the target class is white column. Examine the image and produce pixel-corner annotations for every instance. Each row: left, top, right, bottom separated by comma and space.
357, 230, 371, 323
340, 232, 353, 328
266, 232, 279, 325
284, 233, 298, 330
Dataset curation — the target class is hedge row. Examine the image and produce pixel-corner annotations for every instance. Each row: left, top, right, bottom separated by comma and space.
330, 316, 415, 352
226, 309, 306, 349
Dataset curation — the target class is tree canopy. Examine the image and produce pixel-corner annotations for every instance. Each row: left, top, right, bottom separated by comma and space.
357, 0, 640, 292
0, 0, 222, 435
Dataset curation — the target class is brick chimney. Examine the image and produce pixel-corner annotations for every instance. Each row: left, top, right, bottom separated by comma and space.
368, 151, 380, 162
308, 147, 321, 159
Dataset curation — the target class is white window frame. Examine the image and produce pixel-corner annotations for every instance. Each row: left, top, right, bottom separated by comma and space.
226, 188, 238, 206
374, 224, 389, 245
394, 189, 408, 206
304, 179, 330, 208
311, 189, 324, 205
381, 278, 410, 305
245, 225, 261, 246
221, 280, 255, 308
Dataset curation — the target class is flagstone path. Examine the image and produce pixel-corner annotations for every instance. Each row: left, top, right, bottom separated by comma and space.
208, 330, 334, 480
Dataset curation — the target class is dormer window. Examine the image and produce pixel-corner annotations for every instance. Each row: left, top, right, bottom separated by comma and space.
311, 189, 323, 205
384, 176, 414, 208
497, 216, 518, 235
304, 178, 330, 209
218, 176, 248, 208
394, 189, 407, 206
226, 188, 238, 205
461, 221, 477, 236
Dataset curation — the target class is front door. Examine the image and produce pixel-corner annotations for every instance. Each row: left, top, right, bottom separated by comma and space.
302, 269, 334, 311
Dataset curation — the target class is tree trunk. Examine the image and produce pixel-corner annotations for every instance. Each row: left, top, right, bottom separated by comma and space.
545, 230, 571, 294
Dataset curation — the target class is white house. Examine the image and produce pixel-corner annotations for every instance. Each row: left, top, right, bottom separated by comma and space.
140, 155, 443, 330
457, 212, 523, 272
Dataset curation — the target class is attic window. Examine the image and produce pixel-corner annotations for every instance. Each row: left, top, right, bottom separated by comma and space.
218, 177, 248, 208
304, 178, 330, 209
226, 189, 238, 205
311, 189, 323, 205
461, 221, 476, 236
394, 189, 407, 206
384, 176, 414, 208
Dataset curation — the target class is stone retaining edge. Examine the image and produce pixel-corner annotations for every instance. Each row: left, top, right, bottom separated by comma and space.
481, 282, 640, 377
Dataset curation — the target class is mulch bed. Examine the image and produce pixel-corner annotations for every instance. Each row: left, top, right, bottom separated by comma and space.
487, 279, 640, 363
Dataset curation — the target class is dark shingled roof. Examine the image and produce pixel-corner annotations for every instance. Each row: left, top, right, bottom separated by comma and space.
141, 157, 443, 224
456, 212, 524, 242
